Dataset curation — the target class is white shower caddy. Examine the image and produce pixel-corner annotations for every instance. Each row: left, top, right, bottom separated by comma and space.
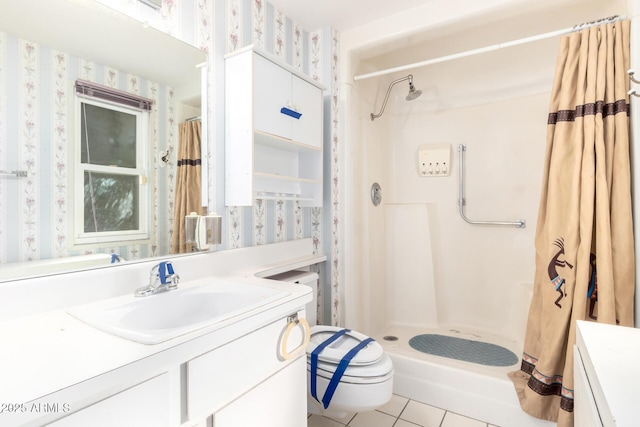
224, 45, 325, 206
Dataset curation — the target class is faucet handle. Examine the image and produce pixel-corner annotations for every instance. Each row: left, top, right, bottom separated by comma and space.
168, 272, 180, 290
158, 261, 179, 289
158, 261, 169, 284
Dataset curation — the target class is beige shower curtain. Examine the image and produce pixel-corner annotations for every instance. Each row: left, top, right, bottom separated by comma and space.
171, 120, 203, 254
509, 20, 634, 426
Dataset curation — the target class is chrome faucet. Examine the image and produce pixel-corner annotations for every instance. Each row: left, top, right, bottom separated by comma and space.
134, 261, 180, 297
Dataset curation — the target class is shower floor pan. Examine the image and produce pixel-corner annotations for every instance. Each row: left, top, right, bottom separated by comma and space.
375, 325, 554, 427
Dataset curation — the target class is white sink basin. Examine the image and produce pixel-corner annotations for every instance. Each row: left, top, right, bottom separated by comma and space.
68, 280, 289, 344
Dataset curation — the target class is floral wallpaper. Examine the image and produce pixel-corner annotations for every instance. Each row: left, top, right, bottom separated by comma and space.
330, 29, 341, 327
52, 50, 68, 260
224, 0, 340, 325
20, 40, 39, 262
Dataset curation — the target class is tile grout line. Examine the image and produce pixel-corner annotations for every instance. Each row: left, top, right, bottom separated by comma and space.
389, 397, 412, 427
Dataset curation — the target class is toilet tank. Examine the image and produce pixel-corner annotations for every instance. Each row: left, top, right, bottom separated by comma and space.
267, 270, 319, 325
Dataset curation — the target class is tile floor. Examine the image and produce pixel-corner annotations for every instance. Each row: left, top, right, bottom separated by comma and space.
307, 394, 499, 427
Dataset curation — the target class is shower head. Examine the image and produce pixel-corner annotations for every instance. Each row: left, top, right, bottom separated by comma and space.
371, 74, 422, 121
406, 76, 423, 101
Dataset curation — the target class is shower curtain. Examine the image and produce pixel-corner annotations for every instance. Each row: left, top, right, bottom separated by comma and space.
509, 20, 634, 426
171, 120, 203, 254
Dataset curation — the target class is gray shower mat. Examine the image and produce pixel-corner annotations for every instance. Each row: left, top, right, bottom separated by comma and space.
408, 334, 519, 367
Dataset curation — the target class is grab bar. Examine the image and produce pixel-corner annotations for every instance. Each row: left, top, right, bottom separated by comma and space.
457, 144, 525, 228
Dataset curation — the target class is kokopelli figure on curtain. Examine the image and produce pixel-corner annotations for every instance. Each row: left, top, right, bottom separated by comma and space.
548, 238, 574, 308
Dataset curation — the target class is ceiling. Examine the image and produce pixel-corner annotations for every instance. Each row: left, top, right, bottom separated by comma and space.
266, 0, 432, 32
266, 0, 625, 36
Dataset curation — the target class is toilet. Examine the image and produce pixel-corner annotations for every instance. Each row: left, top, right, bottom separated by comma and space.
268, 270, 394, 416
306, 325, 394, 417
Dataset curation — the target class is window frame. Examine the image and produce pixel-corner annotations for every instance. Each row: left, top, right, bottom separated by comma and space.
71, 94, 151, 248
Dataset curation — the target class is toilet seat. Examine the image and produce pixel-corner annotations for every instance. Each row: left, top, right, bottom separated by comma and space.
309, 353, 394, 384
307, 326, 383, 366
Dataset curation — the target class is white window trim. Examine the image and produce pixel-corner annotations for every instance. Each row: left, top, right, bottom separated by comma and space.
70, 94, 151, 248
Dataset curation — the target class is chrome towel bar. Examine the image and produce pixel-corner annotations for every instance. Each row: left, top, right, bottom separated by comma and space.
0, 170, 27, 178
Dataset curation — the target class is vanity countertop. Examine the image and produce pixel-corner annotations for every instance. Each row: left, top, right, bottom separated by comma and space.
0, 239, 325, 425
0, 275, 309, 405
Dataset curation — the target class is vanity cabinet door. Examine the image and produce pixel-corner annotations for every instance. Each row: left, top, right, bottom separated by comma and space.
574, 348, 604, 427
213, 356, 307, 427
187, 312, 307, 422
49, 373, 170, 427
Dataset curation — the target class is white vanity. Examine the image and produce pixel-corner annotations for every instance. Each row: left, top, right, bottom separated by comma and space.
0, 239, 324, 427
574, 320, 638, 427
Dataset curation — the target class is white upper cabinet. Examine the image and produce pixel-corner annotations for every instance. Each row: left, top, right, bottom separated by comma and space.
225, 46, 325, 206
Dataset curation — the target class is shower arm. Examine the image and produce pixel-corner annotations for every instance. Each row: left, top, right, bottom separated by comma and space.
457, 144, 526, 228
370, 76, 410, 121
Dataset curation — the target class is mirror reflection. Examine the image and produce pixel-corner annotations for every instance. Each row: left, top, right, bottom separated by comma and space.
0, 0, 207, 281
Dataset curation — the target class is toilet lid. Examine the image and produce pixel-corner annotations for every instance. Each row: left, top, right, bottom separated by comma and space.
308, 352, 394, 383
306, 326, 383, 366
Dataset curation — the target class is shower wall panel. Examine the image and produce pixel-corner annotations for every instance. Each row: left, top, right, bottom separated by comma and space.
385, 203, 438, 328
387, 92, 548, 339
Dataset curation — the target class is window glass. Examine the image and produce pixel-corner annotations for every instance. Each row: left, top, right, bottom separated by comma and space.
80, 103, 137, 168
83, 172, 139, 232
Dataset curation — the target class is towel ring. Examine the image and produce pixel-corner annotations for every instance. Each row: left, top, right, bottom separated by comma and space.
280, 313, 311, 360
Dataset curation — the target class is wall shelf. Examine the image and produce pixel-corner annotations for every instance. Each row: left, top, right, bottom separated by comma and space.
254, 172, 321, 183
254, 193, 315, 202
253, 130, 321, 153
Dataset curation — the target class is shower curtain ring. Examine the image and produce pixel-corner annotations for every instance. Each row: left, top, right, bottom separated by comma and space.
628, 89, 640, 98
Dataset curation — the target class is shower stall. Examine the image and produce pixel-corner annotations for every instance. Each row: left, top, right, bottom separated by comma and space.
340, 0, 634, 426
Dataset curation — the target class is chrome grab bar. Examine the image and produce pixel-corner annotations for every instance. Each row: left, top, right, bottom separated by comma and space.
457, 144, 526, 228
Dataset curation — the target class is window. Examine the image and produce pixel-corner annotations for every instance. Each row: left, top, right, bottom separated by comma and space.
72, 90, 150, 247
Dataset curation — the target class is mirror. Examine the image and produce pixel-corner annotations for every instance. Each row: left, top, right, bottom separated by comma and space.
0, 0, 208, 281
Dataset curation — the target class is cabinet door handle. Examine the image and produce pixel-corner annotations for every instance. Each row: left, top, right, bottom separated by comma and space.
280, 107, 302, 120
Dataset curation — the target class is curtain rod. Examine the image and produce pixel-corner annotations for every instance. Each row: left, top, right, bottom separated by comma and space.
353, 15, 624, 81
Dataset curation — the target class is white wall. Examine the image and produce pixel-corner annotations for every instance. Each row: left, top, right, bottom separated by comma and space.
342, 64, 390, 333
